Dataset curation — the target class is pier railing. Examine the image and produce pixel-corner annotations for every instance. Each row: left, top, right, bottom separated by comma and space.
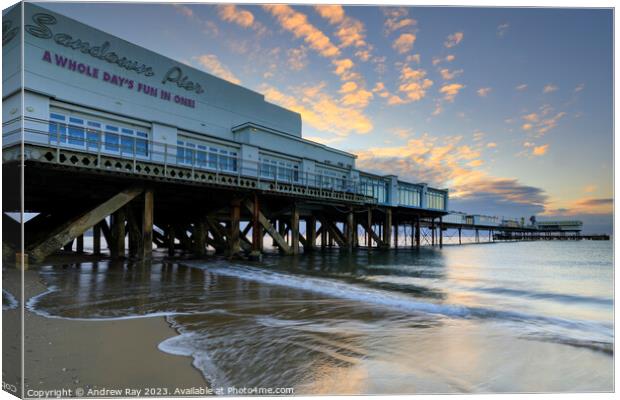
4, 116, 385, 204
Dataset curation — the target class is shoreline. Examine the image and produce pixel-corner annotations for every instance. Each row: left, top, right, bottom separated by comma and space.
3, 263, 207, 397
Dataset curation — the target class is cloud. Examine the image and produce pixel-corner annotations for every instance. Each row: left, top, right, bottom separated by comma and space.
439, 83, 465, 102
314, 5, 344, 24
217, 4, 254, 28
332, 58, 357, 80
287, 46, 308, 71
497, 23, 510, 37
355, 49, 371, 61
544, 197, 612, 217
532, 144, 549, 156
444, 32, 464, 48
315, 5, 369, 53
393, 33, 416, 54
445, 54, 456, 62
440, 68, 463, 80
383, 7, 417, 35
372, 82, 390, 98
522, 112, 539, 122
487, 142, 497, 148
575, 83, 585, 92
340, 81, 358, 93
543, 84, 558, 93
390, 66, 434, 104
477, 87, 492, 97
515, 83, 528, 91
340, 88, 374, 108
521, 123, 533, 131
405, 54, 421, 64
260, 83, 373, 135
433, 54, 456, 66
263, 5, 340, 58
355, 134, 548, 216
193, 54, 240, 84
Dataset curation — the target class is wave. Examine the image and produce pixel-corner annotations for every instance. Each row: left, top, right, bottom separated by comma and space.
183, 261, 613, 343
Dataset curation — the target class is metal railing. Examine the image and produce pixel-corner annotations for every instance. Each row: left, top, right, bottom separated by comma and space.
6, 115, 451, 210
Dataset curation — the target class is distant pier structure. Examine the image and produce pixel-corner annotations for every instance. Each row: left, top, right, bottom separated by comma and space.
2, 4, 600, 266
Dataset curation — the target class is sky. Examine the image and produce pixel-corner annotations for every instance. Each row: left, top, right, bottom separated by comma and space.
38, 2, 613, 233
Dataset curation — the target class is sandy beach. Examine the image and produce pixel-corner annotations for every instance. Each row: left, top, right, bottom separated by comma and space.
3, 257, 207, 398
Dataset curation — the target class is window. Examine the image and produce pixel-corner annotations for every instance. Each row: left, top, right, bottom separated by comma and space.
49, 113, 67, 144
426, 190, 445, 210
177, 136, 238, 172
318, 167, 348, 191
68, 117, 85, 146
259, 155, 299, 182
360, 176, 388, 203
398, 185, 421, 207
105, 125, 119, 152
86, 121, 100, 150
48, 111, 149, 158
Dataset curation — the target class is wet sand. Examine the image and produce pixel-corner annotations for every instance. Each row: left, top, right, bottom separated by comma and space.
3, 259, 207, 397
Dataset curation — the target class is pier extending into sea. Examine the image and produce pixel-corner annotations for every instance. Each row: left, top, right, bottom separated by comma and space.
3, 3, 596, 267
2, 118, 594, 266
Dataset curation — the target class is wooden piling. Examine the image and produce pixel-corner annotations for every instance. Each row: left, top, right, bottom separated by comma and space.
291, 204, 300, 255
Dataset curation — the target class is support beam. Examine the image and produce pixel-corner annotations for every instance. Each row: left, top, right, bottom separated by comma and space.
360, 220, 384, 248
28, 188, 142, 262
458, 227, 462, 245
345, 210, 354, 251
76, 235, 84, 253
306, 216, 317, 252
251, 194, 262, 254
193, 219, 207, 257
110, 208, 127, 259
415, 216, 420, 249
367, 209, 372, 248
126, 205, 141, 258
439, 217, 443, 249
320, 217, 347, 248
394, 217, 399, 249
243, 199, 292, 255
141, 189, 154, 260
320, 221, 327, 249
291, 204, 300, 255
382, 209, 392, 248
228, 199, 242, 257
93, 223, 101, 255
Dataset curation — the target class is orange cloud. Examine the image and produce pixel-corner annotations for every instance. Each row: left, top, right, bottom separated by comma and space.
218, 4, 254, 28
193, 54, 240, 84
393, 33, 416, 54
314, 5, 345, 24
440, 68, 463, 80
544, 197, 612, 216
532, 144, 549, 156
439, 83, 465, 102
332, 58, 357, 80
355, 134, 547, 210
444, 32, 464, 48
264, 5, 340, 58
395, 66, 433, 103
260, 83, 373, 135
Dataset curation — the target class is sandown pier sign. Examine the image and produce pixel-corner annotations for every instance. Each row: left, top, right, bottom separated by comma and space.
20, 12, 207, 108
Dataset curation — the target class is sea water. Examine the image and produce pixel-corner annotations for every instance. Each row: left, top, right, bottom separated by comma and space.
24, 241, 613, 393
